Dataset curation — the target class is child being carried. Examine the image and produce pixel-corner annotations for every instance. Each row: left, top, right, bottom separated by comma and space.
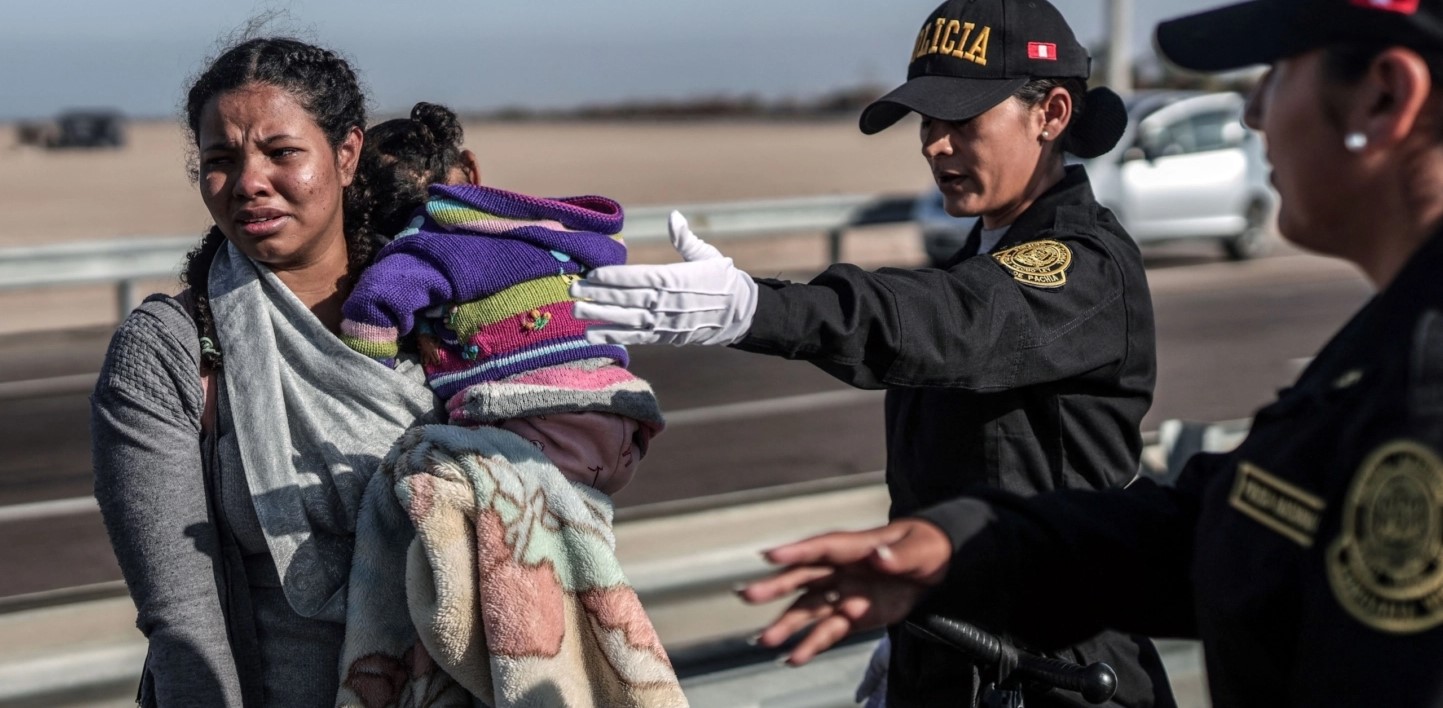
335, 102, 684, 708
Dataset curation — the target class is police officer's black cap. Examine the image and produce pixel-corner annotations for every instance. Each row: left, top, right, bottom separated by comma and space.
860, 0, 1092, 135
1158, 0, 1443, 73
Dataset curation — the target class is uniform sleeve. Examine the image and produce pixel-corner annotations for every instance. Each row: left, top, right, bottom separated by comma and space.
1284, 433, 1443, 706
736, 231, 1134, 390
1286, 311, 1443, 705
911, 456, 1222, 648
90, 304, 245, 706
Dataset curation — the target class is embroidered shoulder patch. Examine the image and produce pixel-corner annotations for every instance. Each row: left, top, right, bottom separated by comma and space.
991, 239, 1072, 288
1229, 462, 1325, 547
1328, 440, 1443, 633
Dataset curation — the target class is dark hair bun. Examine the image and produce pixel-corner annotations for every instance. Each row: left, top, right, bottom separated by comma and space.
1065, 87, 1128, 159
410, 101, 463, 151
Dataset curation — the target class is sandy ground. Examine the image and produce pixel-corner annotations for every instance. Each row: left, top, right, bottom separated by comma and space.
0, 119, 934, 335
0, 118, 933, 246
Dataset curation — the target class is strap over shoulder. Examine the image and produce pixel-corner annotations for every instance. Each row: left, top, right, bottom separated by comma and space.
135, 292, 216, 433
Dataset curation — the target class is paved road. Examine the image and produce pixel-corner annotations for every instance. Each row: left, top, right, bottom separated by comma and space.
0, 244, 1373, 597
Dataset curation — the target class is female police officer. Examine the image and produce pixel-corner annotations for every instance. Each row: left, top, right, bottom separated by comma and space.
573, 1, 1174, 705
741, 0, 1443, 705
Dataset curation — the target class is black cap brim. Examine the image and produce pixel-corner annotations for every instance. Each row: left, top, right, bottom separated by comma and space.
859, 75, 1029, 135
1156, 1, 1314, 72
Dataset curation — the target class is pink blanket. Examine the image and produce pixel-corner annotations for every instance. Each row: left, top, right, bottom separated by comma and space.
337, 423, 687, 707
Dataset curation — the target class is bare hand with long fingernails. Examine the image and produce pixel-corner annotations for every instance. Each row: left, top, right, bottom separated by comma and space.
738, 518, 953, 666
570, 210, 759, 347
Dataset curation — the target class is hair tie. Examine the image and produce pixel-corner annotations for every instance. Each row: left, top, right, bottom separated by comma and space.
200, 335, 222, 363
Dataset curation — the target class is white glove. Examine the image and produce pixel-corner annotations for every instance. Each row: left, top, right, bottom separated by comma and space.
855, 634, 890, 708
571, 211, 758, 346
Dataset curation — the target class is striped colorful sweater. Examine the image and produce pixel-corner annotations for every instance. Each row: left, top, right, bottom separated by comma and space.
340, 184, 634, 407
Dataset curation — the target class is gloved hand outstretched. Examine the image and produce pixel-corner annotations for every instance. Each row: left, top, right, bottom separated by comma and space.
571, 211, 758, 346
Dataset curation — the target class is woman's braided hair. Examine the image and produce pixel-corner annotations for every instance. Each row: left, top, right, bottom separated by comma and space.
359, 102, 467, 237
180, 37, 373, 369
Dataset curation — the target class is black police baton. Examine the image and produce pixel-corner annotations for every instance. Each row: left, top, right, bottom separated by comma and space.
905, 615, 1118, 705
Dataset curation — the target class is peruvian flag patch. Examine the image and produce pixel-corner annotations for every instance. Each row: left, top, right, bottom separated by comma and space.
1028, 42, 1059, 61
1350, 0, 1419, 14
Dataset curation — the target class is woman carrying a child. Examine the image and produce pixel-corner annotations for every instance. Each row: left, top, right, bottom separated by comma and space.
91, 36, 419, 707
90, 35, 677, 707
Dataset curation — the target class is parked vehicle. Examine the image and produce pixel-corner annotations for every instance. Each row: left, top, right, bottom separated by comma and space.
46, 110, 126, 149
916, 91, 1277, 266
14, 121, 54, 148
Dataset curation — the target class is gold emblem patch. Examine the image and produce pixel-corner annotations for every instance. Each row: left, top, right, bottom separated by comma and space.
1328, 440, 1443, 633
992, 240, 1072, 289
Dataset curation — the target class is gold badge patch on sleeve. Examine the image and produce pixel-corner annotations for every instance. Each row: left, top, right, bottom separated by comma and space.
1327, 440, 1443, 633
992, 239, 1072, 288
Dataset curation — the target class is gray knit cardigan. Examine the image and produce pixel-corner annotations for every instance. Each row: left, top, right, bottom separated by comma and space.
91, 294, 257, 706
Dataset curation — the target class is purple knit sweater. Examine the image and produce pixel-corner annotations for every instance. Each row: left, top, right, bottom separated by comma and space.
340, 183, 627, 361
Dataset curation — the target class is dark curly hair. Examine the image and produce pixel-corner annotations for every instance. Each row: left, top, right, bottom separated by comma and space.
179, 37, 373, 369
359, 101, 468, 237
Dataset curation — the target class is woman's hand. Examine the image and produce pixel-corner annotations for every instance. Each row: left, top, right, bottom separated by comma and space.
739, 518, 953, 665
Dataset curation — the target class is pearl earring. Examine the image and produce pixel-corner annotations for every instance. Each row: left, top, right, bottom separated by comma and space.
1344, 132, 1368, 152
1041, 130, 1051, 140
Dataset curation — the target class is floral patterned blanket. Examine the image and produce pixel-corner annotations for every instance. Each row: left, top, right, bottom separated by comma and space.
336, 424, 687, 707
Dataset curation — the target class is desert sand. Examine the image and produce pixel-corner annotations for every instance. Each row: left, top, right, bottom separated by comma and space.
0, 118, 933, 247
0, 118, 935, 334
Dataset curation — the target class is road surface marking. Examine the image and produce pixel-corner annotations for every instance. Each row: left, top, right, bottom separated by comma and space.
0, 496, 99, 524
664, 388, 884, 426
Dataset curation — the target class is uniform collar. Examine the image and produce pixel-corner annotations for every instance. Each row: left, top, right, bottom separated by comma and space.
1283, 226, 1443, 404
1380, 225, 1443, 306
990, 165, 1096, 253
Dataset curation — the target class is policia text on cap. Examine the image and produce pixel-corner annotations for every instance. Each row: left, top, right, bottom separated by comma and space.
740, 0, 1443, 706
572, 0, 1174, 705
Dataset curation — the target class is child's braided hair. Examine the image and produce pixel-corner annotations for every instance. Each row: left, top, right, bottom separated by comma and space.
359, 101, 468, 237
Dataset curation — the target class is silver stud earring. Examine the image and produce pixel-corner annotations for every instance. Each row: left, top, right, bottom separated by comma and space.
1345, 132, 1368, 152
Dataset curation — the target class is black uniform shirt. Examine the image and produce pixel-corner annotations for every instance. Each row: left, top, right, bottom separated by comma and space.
738, 166, 1170, 707
738, 166, 1156, 516
919, 230, 1443, 706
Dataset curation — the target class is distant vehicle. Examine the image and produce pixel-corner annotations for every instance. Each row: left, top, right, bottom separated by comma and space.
46, 110, 126, 149
916, 91, 1277, 266
14, 121, 54, 148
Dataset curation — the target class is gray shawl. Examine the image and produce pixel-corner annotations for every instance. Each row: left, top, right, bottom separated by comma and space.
209, 243, 440, 622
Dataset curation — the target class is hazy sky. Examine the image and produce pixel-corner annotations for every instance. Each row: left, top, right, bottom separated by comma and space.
0, 0, 1221, 121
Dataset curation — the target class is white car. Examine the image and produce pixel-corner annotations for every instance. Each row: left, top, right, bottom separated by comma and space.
917, 91, 1277, 266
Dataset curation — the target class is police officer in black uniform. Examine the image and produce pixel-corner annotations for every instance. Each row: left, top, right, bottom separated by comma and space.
742, 0, 1443, 705
573, 0, 1173, 705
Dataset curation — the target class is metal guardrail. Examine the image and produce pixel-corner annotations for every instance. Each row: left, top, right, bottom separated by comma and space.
0, 236, 196, 323
0, 194, 919, 322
